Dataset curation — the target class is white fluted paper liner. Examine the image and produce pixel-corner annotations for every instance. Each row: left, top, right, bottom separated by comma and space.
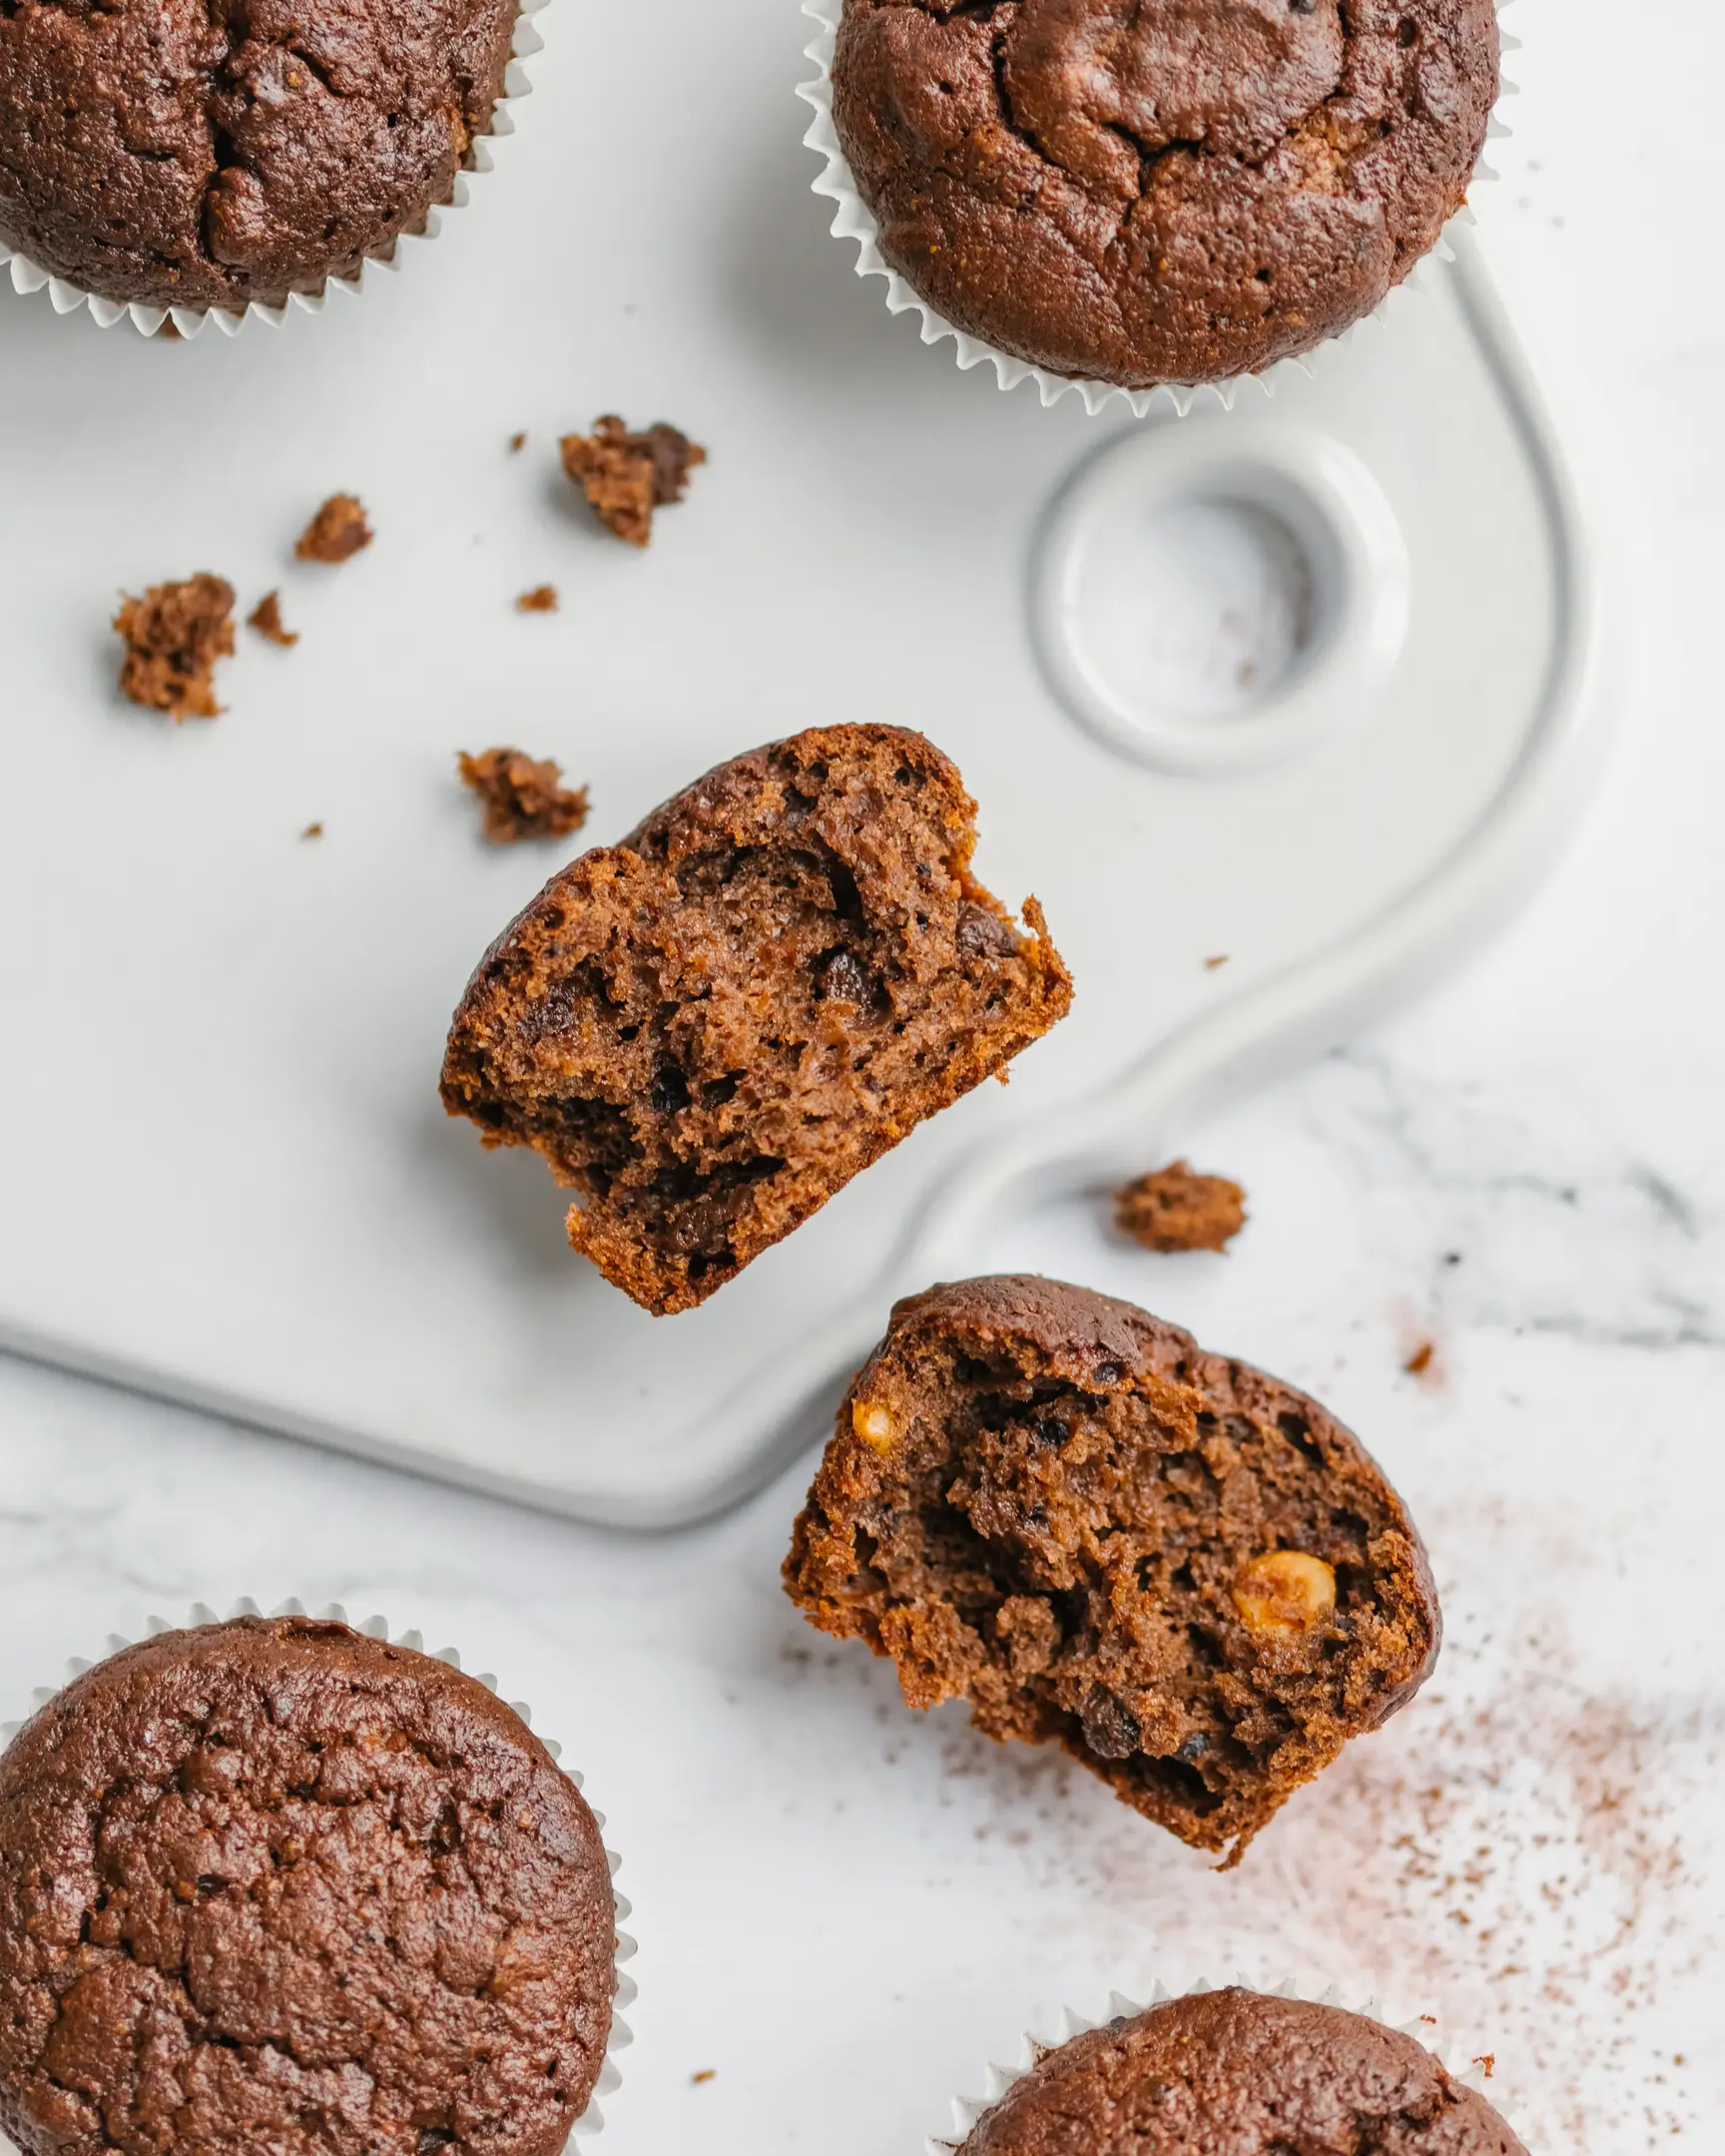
0, 1597, 635, 2146
930, 1973, 1520, 2153
0, 0, 548, 341
799, 0, 1515, 419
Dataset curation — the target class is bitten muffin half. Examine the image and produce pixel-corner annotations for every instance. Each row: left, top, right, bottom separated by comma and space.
0, 1616, 617, 2156
0, 0, 521, 312
786, 1276, 1439, 1863
442, 727, 1072, 1316
957, 1989, 1525, 2155
831, 0, 1500, 387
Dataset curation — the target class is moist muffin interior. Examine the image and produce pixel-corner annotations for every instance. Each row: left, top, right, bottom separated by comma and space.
787, 1277, 1439, 1861
442, 729, 1072, 1315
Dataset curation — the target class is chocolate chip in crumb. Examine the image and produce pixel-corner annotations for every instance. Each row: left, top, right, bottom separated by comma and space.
1081, 1692, 1141, 1761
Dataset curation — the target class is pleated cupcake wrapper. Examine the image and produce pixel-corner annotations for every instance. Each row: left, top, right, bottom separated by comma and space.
798, 0, 1517, 419
0, 1597, 635, 2146
930, 1973, 1519, 2154
0, 0, 548, 341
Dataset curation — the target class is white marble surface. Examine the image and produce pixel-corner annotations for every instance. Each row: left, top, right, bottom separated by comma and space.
3, 5, 1724, 2152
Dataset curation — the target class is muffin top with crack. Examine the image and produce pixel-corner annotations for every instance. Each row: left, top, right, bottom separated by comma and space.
830, 0, 1499, 387
959, 1989, 1526, 2155
0, 0, 520, 312
0, 1614, 615, 2156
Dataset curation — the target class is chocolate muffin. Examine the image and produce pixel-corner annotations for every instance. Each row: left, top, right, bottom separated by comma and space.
785, 1277, 1439, 1863
0, 0, 521, 313
957, 1988, 1525, 2154
830, 0, 1500, 387
0, 1615, 617, 2156
442, 727, 1072, 1316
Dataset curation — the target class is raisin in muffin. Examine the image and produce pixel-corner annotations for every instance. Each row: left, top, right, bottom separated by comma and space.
829, 0, 1500, 387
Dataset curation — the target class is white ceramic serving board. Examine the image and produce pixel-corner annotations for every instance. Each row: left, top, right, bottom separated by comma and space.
0, 0, 1608, 1527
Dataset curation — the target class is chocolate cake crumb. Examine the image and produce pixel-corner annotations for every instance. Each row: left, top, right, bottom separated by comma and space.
442, 728, 1073, 1315
559, 417, 706, 547
1115, 1160, 1247, 1253
516, 585, 559, 613
785, 1276, 1439, 1863
458, 748, 590, 845
114, 574, 236, 721
295, 494, 372, 565
248, 590, 298, 647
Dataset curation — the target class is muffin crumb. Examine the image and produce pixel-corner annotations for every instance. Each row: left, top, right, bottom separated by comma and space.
300, 821, 324, 840
1204, 953, 1230, 970
114, 574, 236, 721
692, 2070, 717, 2086
559, 416, 706, 547
442, 727, 1071, 1314
458, 748, 590, 844
516, 585, 559, 614
1115, 1161, 1247, 1253
248, 590, 298, 647
509, 431, 527, 453
295, 494, 373, 565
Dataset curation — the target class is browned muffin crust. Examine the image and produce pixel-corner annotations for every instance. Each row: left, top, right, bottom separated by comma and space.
442, 728, 1072, 1315
786, 1277, 1439, 1862
0, 0, 520, 312
0, 1616, 616, 2156
833, 0, 1499, 387
962, 1989, 1525, 2155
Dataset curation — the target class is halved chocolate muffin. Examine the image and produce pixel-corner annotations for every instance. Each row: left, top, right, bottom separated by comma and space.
442, 728, 1072, 1315
786, 1276, 1440, 1863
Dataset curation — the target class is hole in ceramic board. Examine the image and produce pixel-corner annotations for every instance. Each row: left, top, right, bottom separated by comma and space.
1070, 494, 1323, 725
